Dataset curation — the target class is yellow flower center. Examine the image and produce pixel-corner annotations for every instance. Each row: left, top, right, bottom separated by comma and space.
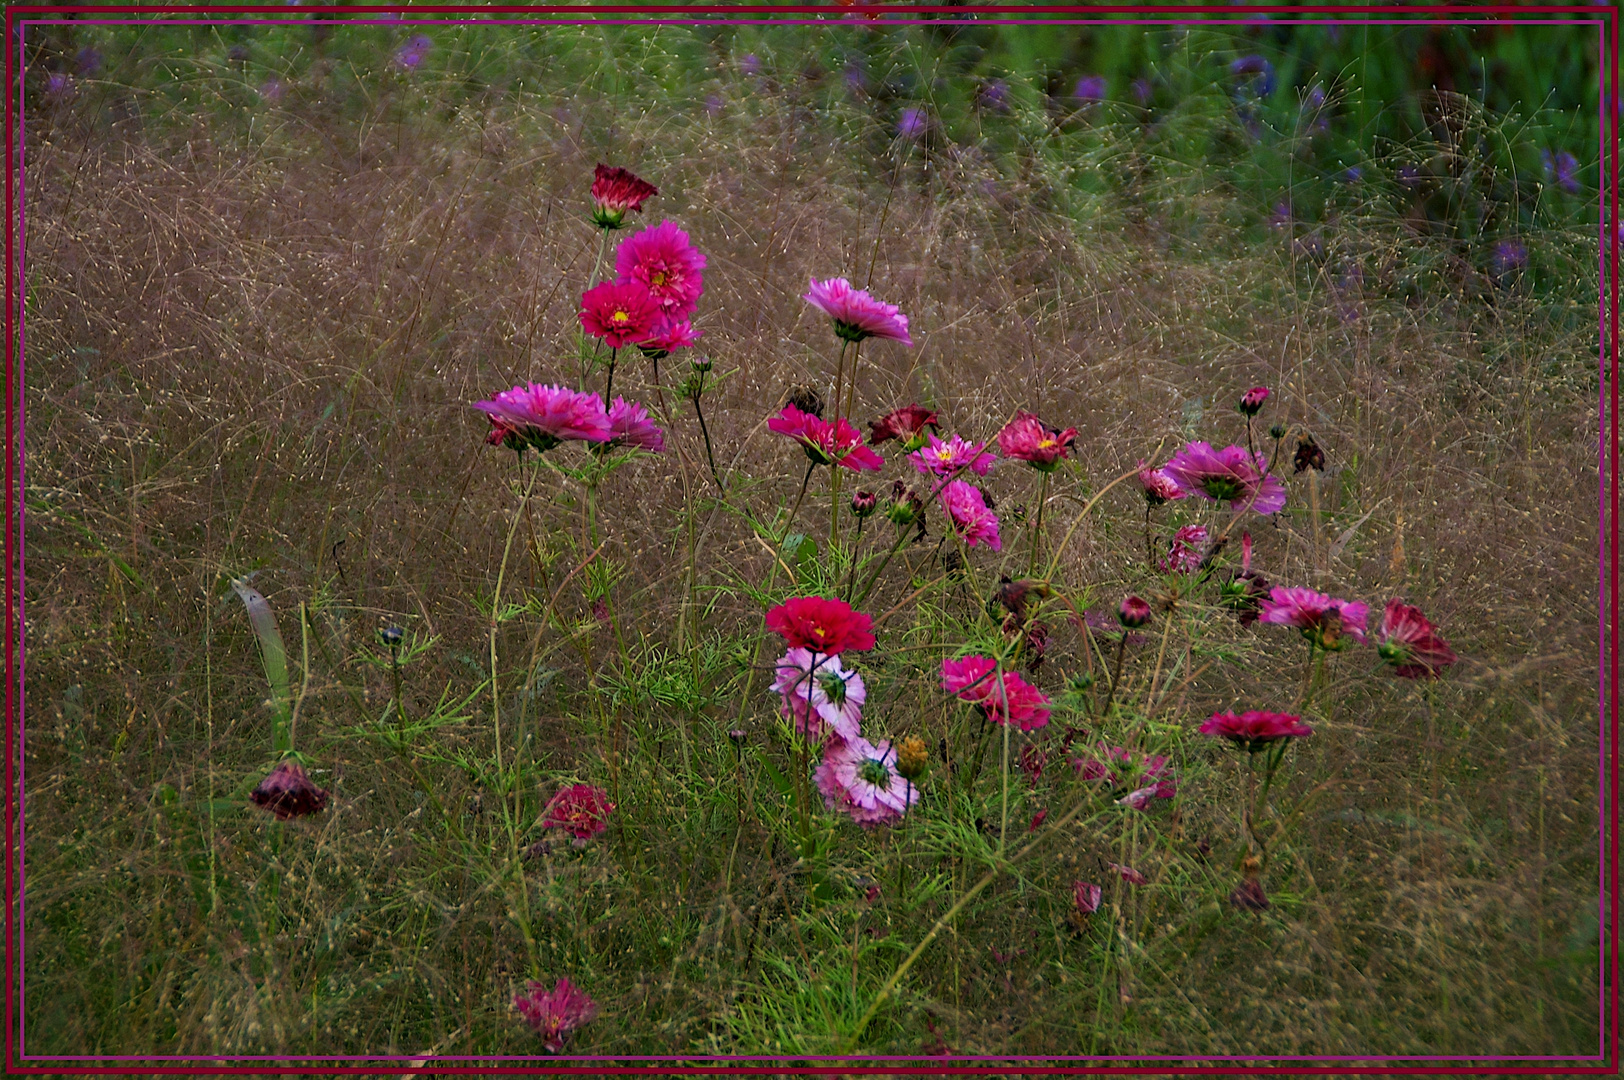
651, 271, 667, 287
1038, 437, 1056, 449
611, 310, 630, 324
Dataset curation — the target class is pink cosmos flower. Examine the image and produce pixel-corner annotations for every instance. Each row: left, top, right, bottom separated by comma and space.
1073, 744, 1176, 800
1376, 599, 1458, 679
814, 735, 919, 827
590, 163, 658, 228
1258, 586, 1368, 650
773, 648, 865, 741
639, 315, 702, 356
940, 655, 1050, 731
1239, 385, 1270, 416
939, 480, 1002, 550
766, 595, 876, 654
580, 280, 660, 348
996, 412, 1078, 472
1137, 460, 1187, 506
541, 784, 616, 840
597, 397, 665, 453
941, 655, 1001, 703
1199, 710, 1314, 752
514, 977, 598, 1052
803, 277, 914, 346
1109, 863, 1148, 885
912, 433, 998, 478
869, 405, 939, 451
768, 404, 884, 471
1073, 880, 1103, 915
1160, 524, 1209, 574
474, 383, 613, 453
615, 221, 707, 317
250, 759, 329, 820
1161, 441, 1287, 515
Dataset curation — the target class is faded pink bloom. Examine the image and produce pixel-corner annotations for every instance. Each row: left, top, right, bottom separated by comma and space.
601, 397, 665, 453
1200, 710, 1314, 752
1109, 862, 1147, 885
1161, 441, 1287, 515
1159, 524, 1209, 574
803, 277, 914, 346
768, 404, 885, 471
250, 760, 329, 820
579, 280, 660, 348
912, 433, 997, 478
1073, 880, 1103, 915
1258, 586, 1369, 650
1222, 531, 1271, 625
869, 405, 939, 451
772, 648, 865, 741
615, 221, 707, 317
514, 977, 598, 1051
1117, 786, 1162, 810
474, 383, 613, 453
939, 480, 1002, 550
815, 735, 919, 827
1376, 599, 1458, 678
1231, 877, 1270, 911
541, 784, 616, 840
996, 411, 1077, 472
1137, 460, 1187, 506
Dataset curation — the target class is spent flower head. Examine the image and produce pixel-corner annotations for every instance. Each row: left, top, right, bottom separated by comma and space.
869, 405, 939, 451
250, 759, 329, 820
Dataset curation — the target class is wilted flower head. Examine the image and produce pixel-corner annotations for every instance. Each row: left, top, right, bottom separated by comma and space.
913, 433, 997, 478
393, 34, 432, 70
615, 221, 707, 317
542, 784, 616, 840
599, 397, 665, 454
768, 404, 884, 471
1221, 532, 1271, 625
1073, 74, 1107, 102
766, 595, 876, 654
895, 735, 929, 780
1258, 586, 1368, 650
590, 163, 658, 229
1118, 595, 1151, 628
1073, 880, 1103, 915
885, 481, 926, 528
1376, 599, 1458, 678
1109, 862, 1148, 885
1162, 441, 1287, 515
869, 405, 939, 451
1230, 877, 1270, 911
513, 977, 598, 1052
1200, 710, 1314, 752
250, 759, 329, 819
803, 277, 913, 346
1293, 435, 1326, 473
579, 280, 660, 349
897, 107, 927, 139
815, 735, 919, 827
939, 480, 1002, 550
474, 383, 613, 454
1159, 525, 1209, 574
996, 412, 1077, 472
1239, 386, 1270, 416
773, 647, 865, 741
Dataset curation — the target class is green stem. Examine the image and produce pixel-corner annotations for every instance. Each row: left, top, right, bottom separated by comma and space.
854, 527, 912, 609
490, 466, 538, 840
786, 462, 816, 542
1027, 470, 1050, 577
1102, 635, 1128, 718
843, 514, 867, 601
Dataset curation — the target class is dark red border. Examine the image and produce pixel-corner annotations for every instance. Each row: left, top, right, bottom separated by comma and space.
5, 3, 1616, 1075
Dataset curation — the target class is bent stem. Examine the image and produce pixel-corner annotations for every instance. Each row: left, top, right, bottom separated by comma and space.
786, 462, 816, 541
491, 465, 539, 838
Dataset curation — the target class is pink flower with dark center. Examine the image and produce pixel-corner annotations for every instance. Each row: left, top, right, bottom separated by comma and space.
803, 277, 914, 346
766, 595, 876, 654
541, 784, 616, 840
1239, 386, 1270, 416
869, 405, 939, 451
1376, 599, 1458, 679
1160, 524, 1209, 574
1118, 595, 1151, 628
1138, 460, 1186, 506
1073, 880, 1103, 915
1161, 441, 1287, 515
939, 480, 1002, 550
597, 397, 665, 453
768, 404, 885, 471
1200, 710, 1314, 752
580, 280, 660, 348
912, 433, 998, 478
590, 163, 658, 229
996, 412, 1077, 472
249, 760, 329, 820
1258, 586, 1368, 650
514, 977, 598, 1052
814, 735, 919, 827
473, 383, 613, 453
615, 221, 707, 317
638, 315, 702, 357
1109, 863, 1147, 885
773, 648, 865, 741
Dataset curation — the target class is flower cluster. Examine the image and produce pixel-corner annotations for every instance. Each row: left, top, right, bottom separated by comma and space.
941, 655, 1052, 731
769, 404, 884, 471
472, 383, 663, 458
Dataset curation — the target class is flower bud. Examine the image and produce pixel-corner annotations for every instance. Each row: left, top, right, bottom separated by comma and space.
885, 485, 924, 527
896, 735, 929, 780
1118, 595, 1152, 629
1269, 423, 1288, 441
378, 625, 404, 647
851, 490, 878, 518
1238, 385, 1270, 416
691, 354, 713, 373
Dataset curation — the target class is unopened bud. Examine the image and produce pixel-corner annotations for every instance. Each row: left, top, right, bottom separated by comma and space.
851, 490, 878, 518
1118, 595, 1152, 629
1238, 385, 1270, 416
896, 735, 929, 780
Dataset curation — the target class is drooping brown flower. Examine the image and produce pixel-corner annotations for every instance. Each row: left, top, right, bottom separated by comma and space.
249, 760, 329, 820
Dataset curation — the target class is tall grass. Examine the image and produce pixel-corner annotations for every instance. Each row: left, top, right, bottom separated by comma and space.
23, 20, 1599, 1062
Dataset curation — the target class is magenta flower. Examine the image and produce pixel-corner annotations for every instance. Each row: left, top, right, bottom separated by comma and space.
249, 760, 329, 820
912, 433, 997, 478
1239, 386, 1270, 416
474, 383, 613, 454
1109, 863, 1147, 885
639, 315, 701, 357
1073, 880, 1103, 916
996, 412, 1077, 472
1258, 586, 1368, 650
514, 977, 598, 1052
815, 735, 919, 827
1161, 441, 1286, 515
768, 404, 884, 471
1073, 75, 1107, 102
600, 397, 665, 453
941, 654, 1000, 702
615, 221, 707, 317
1159, 524, 1209, 574
766, 595, 876, 654
580, 280, 660, 349
940, 655, 1049, 731
896, 107, 927, 139
803, 277, 914, 346
773, 648, 865, 741
939, 480, 1002, 550
1137, 460, 1186, 506
590, 163, 658, 229
1118, 595, 1151, 628
1200, 710, 1313, 752
541, 784, 616, 840
1376, 599, 1458, 679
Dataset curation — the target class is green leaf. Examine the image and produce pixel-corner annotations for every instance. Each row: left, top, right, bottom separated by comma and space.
230, 577, 293, 754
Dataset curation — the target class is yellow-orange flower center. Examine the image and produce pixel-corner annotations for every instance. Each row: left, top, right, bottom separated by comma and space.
651, 271, 667, 287
611, 310, 630, 324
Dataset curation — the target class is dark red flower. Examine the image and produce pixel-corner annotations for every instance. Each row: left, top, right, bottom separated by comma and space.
1199, 710, 1313, 753
765, 595, 876, 654
589, 163, 658, 229
1230, 877, 1270, 911
1376, 599, 1458, 678
542, 784, 616, 840
250, 760, 329, 820
869, 405, 940, 451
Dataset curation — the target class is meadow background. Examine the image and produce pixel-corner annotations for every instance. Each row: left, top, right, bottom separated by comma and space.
22, 6, 1606, 1063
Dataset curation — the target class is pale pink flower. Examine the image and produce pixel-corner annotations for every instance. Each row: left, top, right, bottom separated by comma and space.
1258, 586, 1369, 650
996, 411, 1077, 472
772, 648, 864, 741
815, 735, 919, 827
912, 433, 997, 478
803, 277, 914, 345
473, 383, 613, 453
1137, 460, 1186, 506
601, 397, 665, 453
939, 480, 1002, 550
615, 221, 707, 317
1161, 441, 1287, 515
1159, 524, 1209, 574
513, 977, 598, 1052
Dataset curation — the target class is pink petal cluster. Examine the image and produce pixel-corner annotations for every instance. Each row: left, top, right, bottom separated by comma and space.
602, 397, 665, 453
639, 315, 702, 355
514, 976, 599, 1052
869, 405, 939, 451
773, 648, 865, 741
1159, 524, 1209, 574
1199, 710, 1314, 752
768, 404, 884, 471
615, 221, 707, 318
803, 277, 914, 345
1137, 460, 1187, 506
765, 595, 876, 654
996, 412, 1077, 472
939, 480, 1002, 550
1073, 744, 1177, 802
590, 163, 657, 227
1258, 586, 1368, 650
541, 784, 616, 840
1110, 863, 1148, 885
940, 655, 1051, 731
1376, 599, 1458, 678
579, 280, 660, 348
1239, 385, 1270, 415
912, 433, 998, 478
814, 734, 919, 826
1161, 441, 1287, 515
1073, 880, 1103, 915
474, 383, 613, 453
